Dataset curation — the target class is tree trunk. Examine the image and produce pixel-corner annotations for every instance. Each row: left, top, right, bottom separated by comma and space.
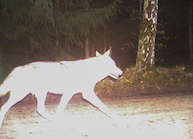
91, 43, 95, 57
189, 0, 193, 60
103, 25, 108, 53
85, 37, 89, 58
55, 29, 59, 48
139, 0, 143, 19
136, 0, 158, 72
0, 47, 4, 82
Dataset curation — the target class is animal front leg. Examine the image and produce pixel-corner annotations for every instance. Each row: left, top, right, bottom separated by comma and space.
82, 91, 116, 118
83, 91, 127, 128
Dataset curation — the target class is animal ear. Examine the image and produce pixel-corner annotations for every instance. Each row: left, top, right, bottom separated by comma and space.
96, 51, 102, 57
104, 48, 112, 57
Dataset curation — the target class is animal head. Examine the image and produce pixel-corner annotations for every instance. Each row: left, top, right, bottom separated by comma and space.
96, 49, 123, 79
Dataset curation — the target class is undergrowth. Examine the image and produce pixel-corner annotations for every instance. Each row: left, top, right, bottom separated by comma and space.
95, 66, 193, 96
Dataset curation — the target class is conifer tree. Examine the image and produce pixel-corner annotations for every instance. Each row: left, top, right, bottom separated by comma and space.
0, 0, 121, 58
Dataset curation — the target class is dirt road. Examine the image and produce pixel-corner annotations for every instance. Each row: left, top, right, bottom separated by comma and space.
0, 93, 193, 139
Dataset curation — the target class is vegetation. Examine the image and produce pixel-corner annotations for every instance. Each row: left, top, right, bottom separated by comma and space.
96, 66, 193, 96
0, 0, 121, 79
0, 0, 121, 58
0, 0, 192, 96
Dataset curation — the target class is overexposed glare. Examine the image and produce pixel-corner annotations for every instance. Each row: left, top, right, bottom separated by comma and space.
0, 50, 122, 128
6, 110, 188, 139
8, 52, 122, 95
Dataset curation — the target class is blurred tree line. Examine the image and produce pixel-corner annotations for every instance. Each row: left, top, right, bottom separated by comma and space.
0, 0, 192, 80
0, 0, 121, 79
0, 0, 121, 58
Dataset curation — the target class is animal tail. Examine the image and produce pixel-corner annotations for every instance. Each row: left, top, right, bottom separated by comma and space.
0, 78, 10, 98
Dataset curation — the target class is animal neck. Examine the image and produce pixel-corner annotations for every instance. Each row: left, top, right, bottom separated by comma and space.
84, 57, 109, 83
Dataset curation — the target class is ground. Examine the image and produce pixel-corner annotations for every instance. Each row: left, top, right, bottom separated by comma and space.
0, 90, 193, 139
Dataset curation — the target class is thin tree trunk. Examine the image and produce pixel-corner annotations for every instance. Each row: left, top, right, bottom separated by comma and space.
139, 0, 143, 19
0, 48, 4, 82
189, 0, 193, 60
53, 0, 59, 52
136, 0, 158, 72
55, 29, 59, 48
103, 25, 108, 53
85, 37, 89, 58
91, 43, 95, 57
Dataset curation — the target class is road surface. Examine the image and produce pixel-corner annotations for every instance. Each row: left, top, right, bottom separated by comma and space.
0, 93, 193, 139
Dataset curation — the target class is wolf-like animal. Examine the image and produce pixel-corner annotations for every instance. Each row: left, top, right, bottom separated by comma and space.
0, 49, 122, 127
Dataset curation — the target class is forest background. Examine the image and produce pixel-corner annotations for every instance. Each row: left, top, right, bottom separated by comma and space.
0, 0, 192, 96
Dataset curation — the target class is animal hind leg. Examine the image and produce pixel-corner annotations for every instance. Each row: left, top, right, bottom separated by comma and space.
0, 90, 26, 128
